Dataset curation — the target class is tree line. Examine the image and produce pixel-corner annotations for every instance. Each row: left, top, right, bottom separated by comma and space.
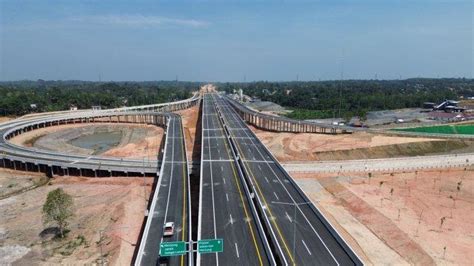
217, 78, 474, 120
0, 80, 200, 116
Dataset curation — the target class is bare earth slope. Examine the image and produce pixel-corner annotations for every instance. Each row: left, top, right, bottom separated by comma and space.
0, 175, 152, 265
250, 125, 473, 264
292, 169, 473, 265
252, 126, 474, 161
10, 123, 163, 160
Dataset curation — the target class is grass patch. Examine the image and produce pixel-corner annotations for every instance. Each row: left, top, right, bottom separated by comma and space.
23, 134, 45, 146
393, 124, 474, 135
55, 234, 86, 256
284, 108, 334, 120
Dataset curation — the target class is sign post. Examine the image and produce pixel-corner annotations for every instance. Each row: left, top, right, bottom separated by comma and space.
160, 241, 187, 256
198, 239, 224, 254
159, 239, 224, 257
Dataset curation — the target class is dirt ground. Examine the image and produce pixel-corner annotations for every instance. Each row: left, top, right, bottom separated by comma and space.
175, 105, 200, 161
292, 167, 474, 265
10, 123, 163, 160
0, 116, 15, 123
0, 168, 48, 199
250, 126, 459, 161
0, 172, 153, 265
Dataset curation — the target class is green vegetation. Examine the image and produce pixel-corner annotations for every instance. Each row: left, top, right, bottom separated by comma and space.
55, 235, 87, 256
0, 80, 199, 116
42, 188, 75, 238
218, 78, 473, 119
285, 108, 334, 120
394, 124, 474, 135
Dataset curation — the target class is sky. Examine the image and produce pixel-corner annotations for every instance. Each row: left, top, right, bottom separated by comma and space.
0, 0, 472, 81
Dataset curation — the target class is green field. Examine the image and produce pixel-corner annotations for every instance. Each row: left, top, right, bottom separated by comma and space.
394, 124, 474, 135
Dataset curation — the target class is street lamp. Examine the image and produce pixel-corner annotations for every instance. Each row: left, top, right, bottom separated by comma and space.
271, 201, 311, 264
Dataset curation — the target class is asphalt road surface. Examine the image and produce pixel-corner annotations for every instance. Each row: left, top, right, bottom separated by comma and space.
136, 115, 191, 266
198, 94, 272, 266
214, 94, 361, 266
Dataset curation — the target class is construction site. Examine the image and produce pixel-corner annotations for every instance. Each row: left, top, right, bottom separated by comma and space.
0, 86, 472, 265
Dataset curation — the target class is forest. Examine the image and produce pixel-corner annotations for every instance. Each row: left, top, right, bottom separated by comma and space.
1, 79, 473, 120
217, 78, 474, 120
0, 80, 199, 116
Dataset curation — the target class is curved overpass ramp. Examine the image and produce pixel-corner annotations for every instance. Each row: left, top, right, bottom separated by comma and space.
0, 95, 199, 266
0, 95, 199, 177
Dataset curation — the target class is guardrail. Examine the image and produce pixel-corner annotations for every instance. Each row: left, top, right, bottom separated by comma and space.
220, 96, 364, 265
0, 95, 201, 177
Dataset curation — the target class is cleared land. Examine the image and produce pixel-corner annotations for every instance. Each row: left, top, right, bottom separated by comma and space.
0, 116, 15, 123
250, 123, 473, 264
1, 122, 163, 264
293, 168, 473, 265
10, 123, 163, 160
174, 105, 200, 161
394, 123, 474, 135
251, 126, 474, 161
0, 172, 152, 265
0, 168, 48, 199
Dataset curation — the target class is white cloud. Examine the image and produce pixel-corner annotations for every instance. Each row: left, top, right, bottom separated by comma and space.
70, 15, 210, 28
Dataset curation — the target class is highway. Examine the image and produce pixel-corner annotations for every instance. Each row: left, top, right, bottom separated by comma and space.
0, 92, 361, 265
214, 94, 362, 266
0, 96, 197, 266
135, 114, 192, 265
198, 94, 273, 266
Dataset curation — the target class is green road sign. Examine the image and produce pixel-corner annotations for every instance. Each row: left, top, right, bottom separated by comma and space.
198, 239, 224, 254
160, 241, 186, 257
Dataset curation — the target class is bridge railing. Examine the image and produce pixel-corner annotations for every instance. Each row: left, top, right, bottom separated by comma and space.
225, 96, 353, 134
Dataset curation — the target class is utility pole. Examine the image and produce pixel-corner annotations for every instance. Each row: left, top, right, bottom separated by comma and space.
338, 49, 344, 119
142, 154, 147, 216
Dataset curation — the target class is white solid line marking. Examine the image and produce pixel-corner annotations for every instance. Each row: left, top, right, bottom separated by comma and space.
226, 193, 229, 202
222, 104, 339, 266
273, 192, 279, 200
235, 243, 240, 258
302, 240, 312, 255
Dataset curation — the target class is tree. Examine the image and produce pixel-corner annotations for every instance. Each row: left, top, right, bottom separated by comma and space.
42, 188, 74, 238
